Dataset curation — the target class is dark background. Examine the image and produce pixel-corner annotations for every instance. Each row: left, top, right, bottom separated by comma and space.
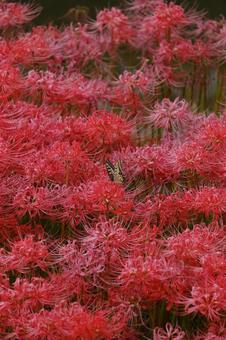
15, 0, 226, 24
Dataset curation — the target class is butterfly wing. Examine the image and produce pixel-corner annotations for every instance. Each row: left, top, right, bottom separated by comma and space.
113, 161, 125, 184
105, 159, 115, 182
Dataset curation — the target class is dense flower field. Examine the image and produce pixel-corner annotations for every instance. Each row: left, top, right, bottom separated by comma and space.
0, 0, 225, 338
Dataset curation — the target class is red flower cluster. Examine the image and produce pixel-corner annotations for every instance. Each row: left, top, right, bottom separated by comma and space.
0, 1, 225, 339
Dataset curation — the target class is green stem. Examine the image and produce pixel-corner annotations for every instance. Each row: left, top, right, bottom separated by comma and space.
214, 65, 224, 115
191, 63, 196, 105
199, 67, 207, 112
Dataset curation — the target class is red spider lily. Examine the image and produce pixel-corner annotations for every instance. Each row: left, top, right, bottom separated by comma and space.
79, 219, 141, 285
13, 185, 57, 220
178, 278, 226, 321
15, 302, 122, 340
11, 277, 64, 310
56, 240, 106, 283
195, 322, 226, 340
9, 24, 101, 69
25, 70, 108, 109
93, 7, 134, 51
0, 61, 25, 101
173, 141, 209, 176
110, 69, 157, 110
116, 254, 173, 304
136, 2, 188, 49
0, 236, 50, 273
200, 253, 226, 278
84, 110, 133, 157
49, 185, 91, 227
146, 98, 192, 131
196, 114, 226, 153
82, 219, 133, 257
58, 24, 103, 66
124, 144, 175, 184
25, 141, 98, 186
191, 40, 216, 65
86, 179, 134, 216
0, 0, 224, 338
10, 26, 61, 66
193, 187, 226, 220
0, 137, 25, 174
215, 23, 226, 61
165, 223, 225, 266
150, 188, 226, 227
153, 323, 186, 340
0, 2, 41, 29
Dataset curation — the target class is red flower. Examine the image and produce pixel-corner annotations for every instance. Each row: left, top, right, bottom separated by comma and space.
26, 141, 97, 186
0, 61, 24, 101
2, 236, 50, 273
153, 323, 186, 340
13, 185, 56, 220
179, 278, 226, 321
19, 302, 121, 339
125, 144, 175, 183
0, 2, 41, 28
137, 2, 187, 47
117, 254, 170, 303
84, 110, 133, 156
165, 223, 225, 266
11, 26, 61, 65
94, 7, 133, 50
146, 98, 192, 131
87, 179, 134, 216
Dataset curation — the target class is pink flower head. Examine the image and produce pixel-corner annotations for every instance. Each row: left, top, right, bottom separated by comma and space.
11, 276, 63, 312
56, 185, 91, 227
138, 2, 187, 45
196, 322, 226, 340
166, 223, 225, 266
87, 179, 133, 216
95, 7, 133, 48
197, 115, 226, 154
180, 279, 226, 321
154, 2, 187, 32
117, 254, 171, 303
125, 145, 175, 183
4, 235, 50, 273
85, 110, 133, 156
23, 302, 119, 339
146, 98, 192, 131
26, 141, 97, 186
13, 185, 56, 220
58, 24, 102, 65
0, 2, 41, 28
156, 190, 194, 227
110, 69, 156, 109
193, 187, 226, 220
11, 26, 61, 66
153, 323, 186, 340
0, 61, 24, 101
81, 219, 135, 272
172, 38, 195, 63
174, 141, 208, 176
191, 39, 215, 64
26, 70, 108, 109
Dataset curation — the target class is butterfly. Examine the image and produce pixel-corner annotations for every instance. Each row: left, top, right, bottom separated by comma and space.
105, 160, 125, 184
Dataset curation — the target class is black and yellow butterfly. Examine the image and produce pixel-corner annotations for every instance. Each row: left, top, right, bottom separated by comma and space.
105, 160, 125, 184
